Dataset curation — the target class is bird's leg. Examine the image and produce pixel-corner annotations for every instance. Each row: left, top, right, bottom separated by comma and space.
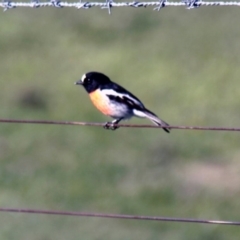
104, 118, 123, 130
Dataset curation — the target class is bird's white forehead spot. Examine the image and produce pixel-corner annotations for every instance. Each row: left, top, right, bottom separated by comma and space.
81, 74, 86, 83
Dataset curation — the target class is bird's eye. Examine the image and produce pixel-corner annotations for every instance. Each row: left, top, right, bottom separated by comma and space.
86, 78, 91, 83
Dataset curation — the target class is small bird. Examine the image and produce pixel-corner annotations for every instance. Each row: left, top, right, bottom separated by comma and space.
75, 72, 170, 133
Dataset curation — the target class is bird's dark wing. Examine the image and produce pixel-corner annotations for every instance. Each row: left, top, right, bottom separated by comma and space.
101, 84, 145, 110
101, 82, 145, 109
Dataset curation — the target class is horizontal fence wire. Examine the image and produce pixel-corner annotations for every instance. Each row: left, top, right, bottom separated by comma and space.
0, 118, 240, 131
0, 0, 240, 12
0, 207, 240, 225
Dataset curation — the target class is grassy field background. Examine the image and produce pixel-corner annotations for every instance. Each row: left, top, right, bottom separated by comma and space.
1, 5, 240, 240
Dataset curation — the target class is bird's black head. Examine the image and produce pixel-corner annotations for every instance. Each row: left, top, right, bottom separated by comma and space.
75, 72, 112, 93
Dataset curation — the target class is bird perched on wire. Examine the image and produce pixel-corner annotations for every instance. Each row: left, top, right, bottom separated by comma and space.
75, 71, 170, 133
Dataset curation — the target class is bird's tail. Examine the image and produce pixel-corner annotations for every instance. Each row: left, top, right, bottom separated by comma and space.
144, 108, 170, 133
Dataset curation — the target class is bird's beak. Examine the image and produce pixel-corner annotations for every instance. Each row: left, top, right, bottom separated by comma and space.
75, 80, 83, 85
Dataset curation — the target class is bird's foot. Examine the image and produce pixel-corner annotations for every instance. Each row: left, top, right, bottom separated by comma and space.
103, 122, 119, 130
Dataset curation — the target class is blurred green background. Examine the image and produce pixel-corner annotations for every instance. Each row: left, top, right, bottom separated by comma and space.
1, 4, 240, 239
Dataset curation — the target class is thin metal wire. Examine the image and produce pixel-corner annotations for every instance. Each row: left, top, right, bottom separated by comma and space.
0, 207, 239, 225
0, 0, 240, 12
0, 118, 240, 131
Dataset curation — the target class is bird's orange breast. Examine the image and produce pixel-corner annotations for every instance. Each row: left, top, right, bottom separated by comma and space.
89, 89, 112, 116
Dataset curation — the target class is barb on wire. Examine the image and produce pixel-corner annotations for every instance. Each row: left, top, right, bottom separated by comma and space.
0, 118, 240, 132
50, 0, 63, 7
183, 0, 201, 8
1, 0, 240, 11
101, 0, 113, 14
153, 0, 166, 11
2, 0, 15, 11
0, 207, 239, 225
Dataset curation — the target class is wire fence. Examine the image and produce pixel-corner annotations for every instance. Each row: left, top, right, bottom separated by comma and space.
0, 118, 240, 131
1, 119, 239, 226
1, 207, 240, 226
1, 0, 240, 235
0, 0, 240, 12
1, 118, 239, 226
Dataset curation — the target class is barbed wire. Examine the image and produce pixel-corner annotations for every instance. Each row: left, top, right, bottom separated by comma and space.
0, 118, 240, 131
0, 207, 240, 225
0, 0, 240, 12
